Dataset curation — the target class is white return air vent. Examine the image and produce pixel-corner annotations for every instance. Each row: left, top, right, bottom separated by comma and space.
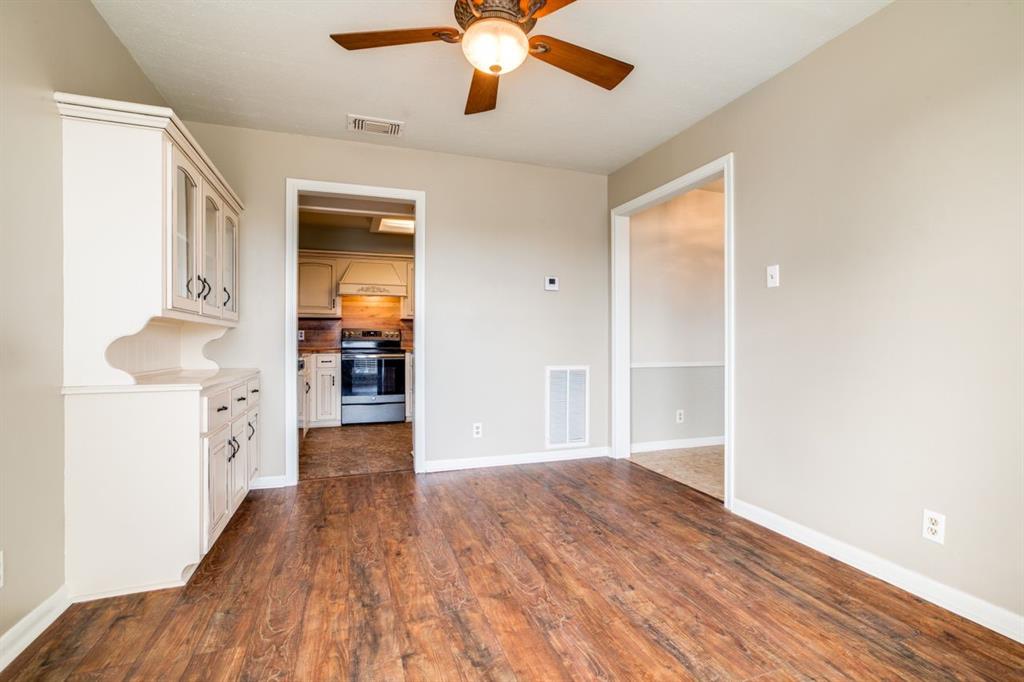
546, 366, 589, 448
347, 113, 403, 137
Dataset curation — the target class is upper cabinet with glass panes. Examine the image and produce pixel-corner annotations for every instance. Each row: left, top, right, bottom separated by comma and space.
55, 93, 244, 330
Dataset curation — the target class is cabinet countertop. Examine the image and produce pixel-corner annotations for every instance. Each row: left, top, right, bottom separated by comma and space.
62, 368, 260, 395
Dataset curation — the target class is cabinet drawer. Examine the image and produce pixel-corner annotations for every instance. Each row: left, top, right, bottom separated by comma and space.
230, 383, 249, 417
315, 354, 338, 368
207, 390, 231, 433
247, 377, 260, 405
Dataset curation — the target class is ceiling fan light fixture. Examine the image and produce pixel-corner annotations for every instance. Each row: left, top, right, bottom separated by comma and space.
461, 18, 529, 75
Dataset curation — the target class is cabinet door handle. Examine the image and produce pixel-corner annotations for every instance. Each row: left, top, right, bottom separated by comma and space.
236, 396, 247, 402
331, 375, 335, 386
186, 276, 194, 297
216, 405, 229, 413
200, 276, 211, 301
223, 287, 231, 307
247, 422, 255, 440
305, 382, 310, 394
251, 388, 259, 394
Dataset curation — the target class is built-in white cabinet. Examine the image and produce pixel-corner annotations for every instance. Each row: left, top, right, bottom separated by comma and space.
298, 258, 340, 317
59, 93, 256, 602
203, 371, 261, 552
247, 406, 260, 484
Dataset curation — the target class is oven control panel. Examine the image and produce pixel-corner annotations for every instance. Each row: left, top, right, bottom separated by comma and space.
342, 328, 401, 341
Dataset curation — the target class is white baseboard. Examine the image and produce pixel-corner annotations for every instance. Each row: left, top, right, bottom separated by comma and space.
249, 474, 295, 489
631, 436, 724, 453
0, 585, 70, 672
421, 446, 610, 473
731, 499, 1024, 644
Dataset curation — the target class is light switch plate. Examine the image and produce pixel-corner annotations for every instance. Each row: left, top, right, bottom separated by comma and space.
766, 264, 780, 288
545, 276, 559, 291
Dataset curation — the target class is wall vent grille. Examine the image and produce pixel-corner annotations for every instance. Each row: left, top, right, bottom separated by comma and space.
546, 366, 589, 448
347, 114, 403, 137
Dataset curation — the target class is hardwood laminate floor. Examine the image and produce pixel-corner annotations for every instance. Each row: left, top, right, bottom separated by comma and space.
300, 422, 412, 480
5, 459, 1022, 680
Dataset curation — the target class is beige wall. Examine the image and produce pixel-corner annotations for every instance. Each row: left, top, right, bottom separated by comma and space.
188, 122, 609, 475
610, 0, 1023, 615
631, 188, 725, 364
0, 0, 166, 634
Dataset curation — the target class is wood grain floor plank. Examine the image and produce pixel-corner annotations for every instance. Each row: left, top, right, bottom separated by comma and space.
4, 460, 1021, 681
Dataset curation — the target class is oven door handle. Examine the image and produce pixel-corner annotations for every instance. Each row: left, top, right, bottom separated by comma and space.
342, 353, 406, 360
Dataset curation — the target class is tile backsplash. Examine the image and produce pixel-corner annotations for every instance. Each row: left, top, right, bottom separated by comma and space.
299, 296, 413, 351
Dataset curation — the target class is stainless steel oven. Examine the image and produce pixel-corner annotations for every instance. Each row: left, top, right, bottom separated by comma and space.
341, 329, 406, 424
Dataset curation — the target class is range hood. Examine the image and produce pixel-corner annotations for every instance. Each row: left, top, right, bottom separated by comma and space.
337, 260, 407, 296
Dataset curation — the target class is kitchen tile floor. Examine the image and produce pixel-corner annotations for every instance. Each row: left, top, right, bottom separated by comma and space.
300, 422, 413, 480
630, 445, 724, 501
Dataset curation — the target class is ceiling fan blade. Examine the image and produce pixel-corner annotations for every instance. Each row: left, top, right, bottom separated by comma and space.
529, 35, 634, 90
520, 0, 577, 19
465, 70, 499, 115
331, 27, 460, 50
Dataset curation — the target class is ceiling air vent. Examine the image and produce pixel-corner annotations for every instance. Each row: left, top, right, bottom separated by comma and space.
347, 114, 403, 137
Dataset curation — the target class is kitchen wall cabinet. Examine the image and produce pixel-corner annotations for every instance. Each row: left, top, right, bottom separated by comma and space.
298, 258, 340, 317
298, 250, 414, 320
401, 261, 415, 319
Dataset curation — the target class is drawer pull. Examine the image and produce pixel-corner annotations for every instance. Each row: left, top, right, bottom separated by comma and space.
236, 396, 247, 402
251, 389, 259, 394
216, 406, 229, 413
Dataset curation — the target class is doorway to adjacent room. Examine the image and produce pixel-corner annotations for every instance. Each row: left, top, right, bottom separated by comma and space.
284, 180, 426, 484
610, 154, 735, 507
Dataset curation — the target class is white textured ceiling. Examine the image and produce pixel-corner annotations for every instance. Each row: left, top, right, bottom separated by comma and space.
92, 0, 888, 173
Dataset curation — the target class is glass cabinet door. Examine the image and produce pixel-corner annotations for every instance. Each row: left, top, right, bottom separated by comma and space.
222, 212, 239, 319
170, 146, 200, 312
201, 190, 221, 316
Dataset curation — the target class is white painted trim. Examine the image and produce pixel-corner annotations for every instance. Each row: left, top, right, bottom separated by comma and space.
610, 153, 736, 509
0, 585, 70, 672
630, 361, 725, 369
421, 447, 610, 473
544, 365, 591, 449
732, 499, 1024, 644
248, 474, 293, 490
630, 436, 725, 453
285, 179, 427, 484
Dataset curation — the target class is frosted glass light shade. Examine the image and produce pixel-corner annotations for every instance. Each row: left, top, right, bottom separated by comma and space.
461, 18, 529, 75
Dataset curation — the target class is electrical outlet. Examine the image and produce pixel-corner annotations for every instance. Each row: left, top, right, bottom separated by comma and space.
472, 422, 483, 439
675, 409, 685, 424
297, 330, 305, 341
922, 509, 945, 544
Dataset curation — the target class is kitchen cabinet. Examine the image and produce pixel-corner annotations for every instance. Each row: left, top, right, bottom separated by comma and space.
401, 261, 415, 319
308, 353, 341, 427
298, 258, 340, 317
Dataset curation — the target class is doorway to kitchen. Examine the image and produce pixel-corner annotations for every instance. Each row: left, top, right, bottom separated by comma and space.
610, 154, 734, 508
284, 180, 425, 484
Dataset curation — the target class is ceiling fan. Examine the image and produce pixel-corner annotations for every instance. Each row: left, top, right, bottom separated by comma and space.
330, 0, 634, 115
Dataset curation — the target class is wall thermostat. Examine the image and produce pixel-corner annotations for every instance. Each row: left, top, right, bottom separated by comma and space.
545, 276, 559, 291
